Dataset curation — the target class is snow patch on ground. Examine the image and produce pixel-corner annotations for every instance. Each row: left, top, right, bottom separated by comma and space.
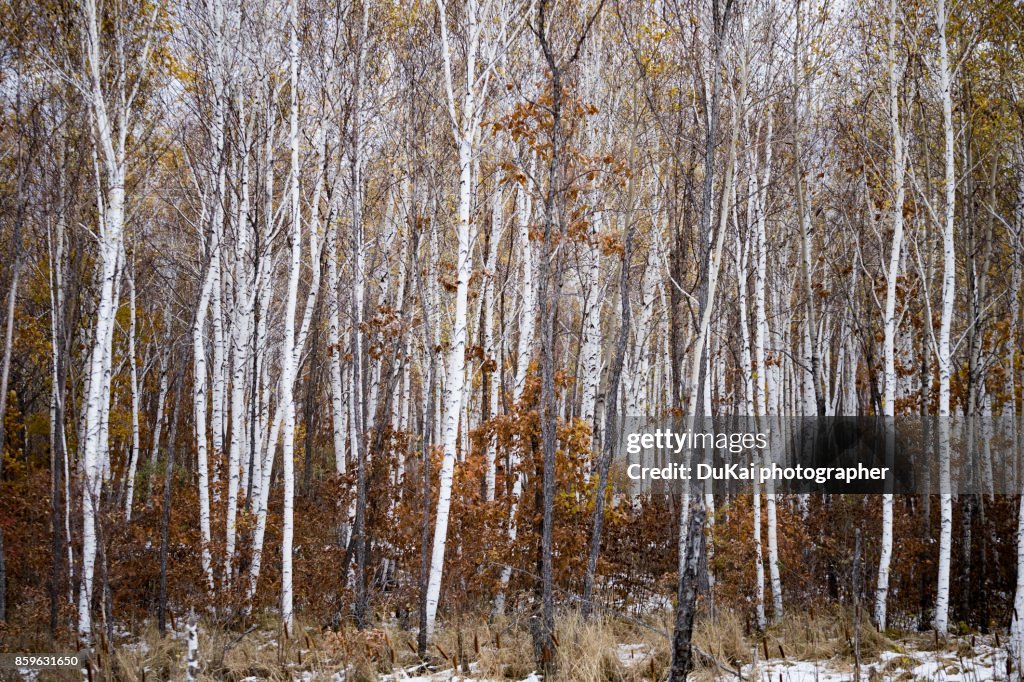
742, 643, 1008, 681
880, 644, 1007, 681
377, 666, 541, 682
743, 658, 852, 682
616, 642, 655, 665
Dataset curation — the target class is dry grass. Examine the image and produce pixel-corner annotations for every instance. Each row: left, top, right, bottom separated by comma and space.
694, 607, 749, 668
469, 615, 536, 680
473, 611, 670, 681
551, 612, 634, 681
61, 603, 903, 680
690, 601, 894, 677
766, 604, 892, 662
107, 623, 182, 680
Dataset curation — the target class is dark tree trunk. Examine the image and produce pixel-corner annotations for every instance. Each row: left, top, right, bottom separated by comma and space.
530, 1, 605, 669
0, 529, 5, 623
669, 500, 707, 681
533, 53, 563, 682
50, 343, 68, 640
159, 372, 182, 637
0, 207, 24, 626
97, 511, 114, 649
667, 0, 733, 675
302, 308, 321, 494
0, 84, 31, 624
416, 357, 436, 658
350, 312, 367, 631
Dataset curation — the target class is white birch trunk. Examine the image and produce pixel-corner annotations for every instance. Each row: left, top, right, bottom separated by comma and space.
578, 223, 602, 428
327, 199, 347, 475
874, 0, 907, 629
211, 255, 226, 491
679, 95, 739, 581
225, 158, 252, 583
246, 408, 281, 605
425, 110, 474, 639
424, 0, 489, 634
192, 237, 217, 594
124, 271, 141, 520
248, 89, 276, 512
78, 0, 136, 638
208, 0, 228, 492
147, 335, 169, 503
933, 0, 956, 634
483, 186, 505, 502
628, 258, 658, 416
98, 253, 122, 485
751, 116, 783, 623
185, 611, 199, 681
736, 185, 765, 630
280, 0, 302, 627
513, 176, 536, 399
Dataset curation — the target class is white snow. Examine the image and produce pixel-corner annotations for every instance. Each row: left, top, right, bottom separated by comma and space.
616, 642, 656, 668
741, 643, 1009, 681
379, 667, 540, 682
880, 644, 1007, 681
742, 658, 851, 682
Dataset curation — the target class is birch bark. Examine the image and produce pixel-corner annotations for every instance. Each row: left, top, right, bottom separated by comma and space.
424, 0, 505, 634
874, 0, 907, 629
933, 0, 956, 634
736, 178, 765, 630
123, 270, 141, 519
78, 0, 149, 637
327, 188, 346, 475
482, 186, 505, 501
280, 0, 302, 626
192, 228, 218, 594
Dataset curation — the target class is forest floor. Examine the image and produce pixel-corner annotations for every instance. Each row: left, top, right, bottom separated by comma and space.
3, 609, 1012, 681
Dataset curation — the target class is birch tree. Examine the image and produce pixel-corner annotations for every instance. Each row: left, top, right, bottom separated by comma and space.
424, 0, 518, 636
76, 0, 157, 639
123, 267, 141, 519
1, 0, 1022, 667
932, 0, 956, 634
669, 0, 740, 674
874, 0, 908, 630
279, 0, 303, 627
